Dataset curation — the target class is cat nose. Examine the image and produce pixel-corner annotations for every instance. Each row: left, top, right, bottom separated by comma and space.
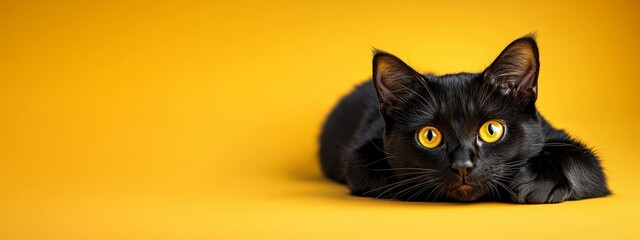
451, 160, 474, 176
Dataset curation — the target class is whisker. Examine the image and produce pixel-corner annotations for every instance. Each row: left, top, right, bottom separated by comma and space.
362, 175, 424, 198
369, 167, 440, 172
383, 170, 438, 181
375, 176, 424, 199
493, 180, 516, 198
392, 177, 442, 200
425, 181, 446, 202
407, 178, 442, 201
355, 155, 394, 168
433, 182, 448, 202
367, 137, 395, 156
390, 179, 428, 200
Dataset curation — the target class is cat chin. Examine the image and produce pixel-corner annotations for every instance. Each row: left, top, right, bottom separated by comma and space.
445, 185, 486, 202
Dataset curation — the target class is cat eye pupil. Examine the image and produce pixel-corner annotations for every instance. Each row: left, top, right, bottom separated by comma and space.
426, 130, 434, 141
488, 124, 495, 135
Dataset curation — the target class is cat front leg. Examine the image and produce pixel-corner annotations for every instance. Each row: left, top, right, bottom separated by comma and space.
510, 140, 610, 204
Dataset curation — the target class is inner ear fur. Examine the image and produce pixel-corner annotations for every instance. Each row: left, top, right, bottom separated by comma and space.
484, 36, 540, 98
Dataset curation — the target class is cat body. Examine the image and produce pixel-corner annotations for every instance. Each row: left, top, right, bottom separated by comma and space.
319, 37, 610, 203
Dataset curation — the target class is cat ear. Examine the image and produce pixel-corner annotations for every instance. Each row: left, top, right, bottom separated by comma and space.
373, 51, 424, 113
483, 36, 540, 99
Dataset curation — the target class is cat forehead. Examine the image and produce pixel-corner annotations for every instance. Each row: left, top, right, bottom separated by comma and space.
409, 72, 525, 126
415, 73, 498, 118
425, 73, 483, 99
427, 72, 479, 87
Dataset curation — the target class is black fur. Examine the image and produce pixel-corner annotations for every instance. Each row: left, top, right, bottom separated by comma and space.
319, 36, 610, 203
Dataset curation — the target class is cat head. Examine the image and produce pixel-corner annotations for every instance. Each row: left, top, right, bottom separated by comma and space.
373, 36, 545, 201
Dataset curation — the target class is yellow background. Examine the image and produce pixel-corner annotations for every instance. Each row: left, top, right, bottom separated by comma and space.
1, 0, 639, 239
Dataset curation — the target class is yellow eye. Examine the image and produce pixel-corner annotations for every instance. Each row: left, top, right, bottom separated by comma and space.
418, 126, 442, 148
479, 120, 504, 143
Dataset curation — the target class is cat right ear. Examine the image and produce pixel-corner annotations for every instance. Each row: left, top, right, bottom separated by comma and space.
483, 36, 540, 100
373, 51, 423, 114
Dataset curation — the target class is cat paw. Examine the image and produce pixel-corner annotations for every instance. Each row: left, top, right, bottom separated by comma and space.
510, 166, 572, 204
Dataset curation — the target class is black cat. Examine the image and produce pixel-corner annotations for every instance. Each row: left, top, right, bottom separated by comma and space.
319, 36, 610, 203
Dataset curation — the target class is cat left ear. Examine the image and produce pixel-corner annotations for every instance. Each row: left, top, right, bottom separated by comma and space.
483, 36, 540, 99
373, 51, 424, 114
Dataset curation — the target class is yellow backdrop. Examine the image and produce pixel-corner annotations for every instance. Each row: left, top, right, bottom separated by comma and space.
1, 0, 639, 239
